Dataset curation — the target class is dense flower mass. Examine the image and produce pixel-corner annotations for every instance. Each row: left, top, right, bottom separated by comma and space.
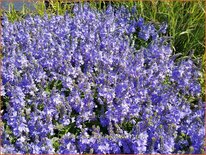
1, 3, 205, 154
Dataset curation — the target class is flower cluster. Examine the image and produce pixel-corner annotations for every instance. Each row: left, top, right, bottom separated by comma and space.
1, 3, 205, 154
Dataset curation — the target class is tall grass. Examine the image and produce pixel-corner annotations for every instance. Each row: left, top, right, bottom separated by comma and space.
136, 0, 205, 57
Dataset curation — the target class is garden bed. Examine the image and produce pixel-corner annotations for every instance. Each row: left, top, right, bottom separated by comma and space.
0, 1, 205, 154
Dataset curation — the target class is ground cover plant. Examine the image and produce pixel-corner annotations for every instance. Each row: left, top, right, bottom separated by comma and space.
1, 1, 205, 154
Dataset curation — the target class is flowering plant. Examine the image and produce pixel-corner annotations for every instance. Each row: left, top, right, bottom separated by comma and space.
1, 3, 205, 154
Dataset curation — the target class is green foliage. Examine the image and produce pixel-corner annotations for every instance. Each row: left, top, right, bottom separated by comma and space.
134, 0, 205, 57
5, 3, 19, 22
4, 123, 18, 144
45, 80, 63, 93
121, 117, 142, 132
52, 137, 60, 152
122, 121, 134, 132
37, 103, 44, 111
174, 132, 193, 153
162, 75, 172, 85
59, 122, 81, 136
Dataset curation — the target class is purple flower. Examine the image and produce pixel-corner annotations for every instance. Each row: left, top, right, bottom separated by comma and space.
1, 3, 204, 154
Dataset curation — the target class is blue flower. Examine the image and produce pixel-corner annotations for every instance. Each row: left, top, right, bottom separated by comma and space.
1, 3, 204, 154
